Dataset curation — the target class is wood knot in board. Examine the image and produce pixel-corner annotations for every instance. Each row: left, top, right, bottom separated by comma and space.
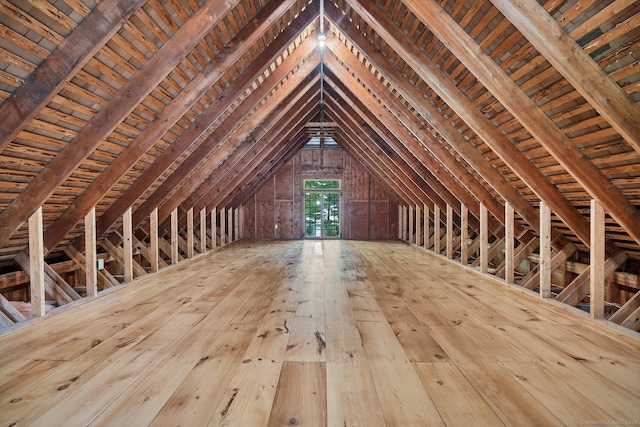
314, 331, 326, 354
288, 417, 299, 425
220, 388, 239, 418
90, 339, 102, 348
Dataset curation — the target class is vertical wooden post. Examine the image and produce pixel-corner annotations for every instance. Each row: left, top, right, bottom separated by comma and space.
29, 207, 45, 317
85, 206, 97, 297
234, 207, 240, 242
187, 207, 194, 258
150, 207, 158, 273
220, 207, 226, 246
480, 202, 488, 274
590, 199, 605, 319
423, 203, 429, 250
228, 207, 233, 243
446, 204, 453, 259
505, 202, 515, 284
212, 207, 217, 249
415, 204, 421, 247
408, 205, 414, 244
239, 205, 244, 239
539, 200, 551, 298
434, 205, 440, 254
171, 208, 178, 264
123, 206, 133, 283
460, 203, 468, 265
398, 204, 402, 240
401, 205, 407, 241
200, 208, 207, 254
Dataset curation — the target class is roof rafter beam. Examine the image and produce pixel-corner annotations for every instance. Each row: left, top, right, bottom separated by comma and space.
324, 81, 441, 210
223, 128, 312, 209
94, 23, 318, 246
192, 88, 319, 213
325, 35, 509, 230
327, 6, 552, 240
324, 71, 470, 228
325, 99, 423, 207
46, 0, 310, 254
491, 0, 640, 154
332, 125, 417, 207
400, 0, 640, 246
0, 0, 241, 250
152, 65, 321, 226
324, 45, 506, 236
341, 1, 593, 250
0, 0, 147, 151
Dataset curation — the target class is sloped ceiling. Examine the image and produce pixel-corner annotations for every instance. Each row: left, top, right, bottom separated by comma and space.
0, 1, 638, 269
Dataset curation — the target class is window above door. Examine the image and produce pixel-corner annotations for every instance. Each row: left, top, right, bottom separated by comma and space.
303, 179, 341, 191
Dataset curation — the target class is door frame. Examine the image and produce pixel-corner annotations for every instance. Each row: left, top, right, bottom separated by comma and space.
302, 178, 342, 239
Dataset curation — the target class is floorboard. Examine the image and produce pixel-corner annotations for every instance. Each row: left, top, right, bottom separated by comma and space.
0, 240, 638, 426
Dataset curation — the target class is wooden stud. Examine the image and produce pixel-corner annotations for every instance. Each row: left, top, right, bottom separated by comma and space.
398, 204, 402, 240
150, 208, 159, 273
539, 201, 551, 298
29, 207, 45, 318
460, 203, 468, 265
590, 199, 605, 319
220, 207, 226, 246
171, 208, 179, 265
480, 203, 488, 274
123, 207, 133, 283
434, 205, 441, 255
415, 204, 421, 248
228, 207, 233, 243
212, 207, 217, 249
403, 205, 408, 241
239, 205, 244, 240
505, 202, 515, 284
446, 204, 453, 259
234, 207, 240, 242
187, 207, 194, 258
85, 207, 97, 297
408, 205, 414, 244
424, 203, 430, 251
200, 208, 207, 253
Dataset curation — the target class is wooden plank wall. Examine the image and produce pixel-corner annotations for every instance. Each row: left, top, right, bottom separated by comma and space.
243, 148, 397, 240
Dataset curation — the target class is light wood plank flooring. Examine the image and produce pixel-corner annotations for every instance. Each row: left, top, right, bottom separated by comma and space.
0, 240, 638, 426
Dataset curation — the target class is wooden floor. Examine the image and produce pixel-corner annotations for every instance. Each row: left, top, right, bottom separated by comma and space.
0, 240, 639, 426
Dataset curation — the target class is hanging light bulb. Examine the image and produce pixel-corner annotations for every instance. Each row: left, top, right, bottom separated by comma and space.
318, 0, 326, 47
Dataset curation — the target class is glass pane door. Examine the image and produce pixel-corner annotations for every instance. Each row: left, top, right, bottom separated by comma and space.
304, 192, 340, 238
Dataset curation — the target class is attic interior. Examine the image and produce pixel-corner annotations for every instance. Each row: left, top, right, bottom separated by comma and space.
0, 0, 639, 424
